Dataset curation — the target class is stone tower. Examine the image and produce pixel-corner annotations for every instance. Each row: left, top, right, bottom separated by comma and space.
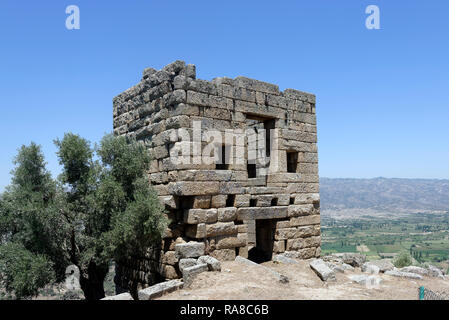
113, 60, 320, 291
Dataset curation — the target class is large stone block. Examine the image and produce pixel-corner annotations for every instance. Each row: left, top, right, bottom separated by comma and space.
234, 76, 280, 95
211, 195, 227, 208
138, 280, 183, 300
192, 196, 211, 209
162, 251, 178, 265
237, 207, 288, 220
206, 222, 238, 237
309, 259, 336, 282
286, 236, 321, 250
101, 293, 134, 300
283, 247, 317, 259
185, 223, 206, 239
197, 255, 221, 271
287, 204, 314, 217
175, 242, 205, 258
234, 194, 250, 207
289, 214, 320, 227
216, 235, 246, 249
210, 249, 236, 261
169, 181, 220, 196
184, 209, 218, 224
179, 258, 197, 272
218, 207, 237, 222
183, 263, 209, 288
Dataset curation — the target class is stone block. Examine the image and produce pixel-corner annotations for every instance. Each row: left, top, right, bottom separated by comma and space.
289, 214, 320, 227
185, 223, 206, 239
309, 259, 336, 282
273, 240, 286, 253
138, 280, 183, 300
217, 207, 237, 222
210, 249, 236, 261
183, 263, 209, 288
162, 251, 178, 265
193, 196, 211, 209
101, 293, 134, 300
216, 235, 246, 249
234, 194, 250, 207
237, 207, 288, 220
238, 246, 248, 258
211, 195, 227, 208
178, 258, 197, 272
197, 255, 221, 271
206, 222, 238, 237
175, 242, 205, 258
184, 208, 218, 224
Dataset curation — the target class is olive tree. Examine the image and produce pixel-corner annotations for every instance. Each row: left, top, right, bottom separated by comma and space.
0, 134, 167, 300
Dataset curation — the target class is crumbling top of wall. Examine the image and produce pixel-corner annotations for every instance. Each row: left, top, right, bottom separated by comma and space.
113, 60, 316, 132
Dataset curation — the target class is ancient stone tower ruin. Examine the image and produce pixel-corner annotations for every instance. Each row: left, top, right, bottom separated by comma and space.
113, 61, 320, 291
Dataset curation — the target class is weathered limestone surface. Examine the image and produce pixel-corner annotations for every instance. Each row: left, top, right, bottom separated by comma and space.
183, 264, 209, 287
137, 280, 184, 300
175, 242, 205, 259
101, 293, 134, 300
362, 260, 394, 273
309, 259, 336, 282
385, 269, 423, 280
113, 60, 319, 290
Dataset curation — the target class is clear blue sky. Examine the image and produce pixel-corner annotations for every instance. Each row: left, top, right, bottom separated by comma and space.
0, 1, 448, 191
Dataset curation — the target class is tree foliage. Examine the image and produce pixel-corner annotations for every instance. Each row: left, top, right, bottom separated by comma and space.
0, 134, 167, 300
0, 242, 55, 299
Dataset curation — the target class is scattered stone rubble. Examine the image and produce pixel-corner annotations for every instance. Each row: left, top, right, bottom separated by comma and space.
385, 269, 423, 280
310, 253, 447, 287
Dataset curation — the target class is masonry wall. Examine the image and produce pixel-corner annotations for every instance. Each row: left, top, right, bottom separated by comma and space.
112, 61, 320, 291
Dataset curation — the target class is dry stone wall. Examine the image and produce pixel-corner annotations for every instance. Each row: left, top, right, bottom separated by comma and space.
113, 60, 320, 291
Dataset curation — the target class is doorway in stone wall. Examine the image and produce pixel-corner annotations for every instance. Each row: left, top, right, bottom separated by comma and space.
248, 219, 275, 263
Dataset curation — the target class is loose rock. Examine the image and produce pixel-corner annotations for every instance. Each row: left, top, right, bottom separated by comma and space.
273, 254, 299, 264
198, 255, 222, 271
138, 280, 183, 300
101, 293, 134, 300
183, 263, 209, 288
342, 253, 366, 267
175, 242, 205, 259
309, 259, 336, 282
385, 269, 423, 280
362, 260, 394, 273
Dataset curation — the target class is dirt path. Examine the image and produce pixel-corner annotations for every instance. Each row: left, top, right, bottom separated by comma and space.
159, 260, 449, 300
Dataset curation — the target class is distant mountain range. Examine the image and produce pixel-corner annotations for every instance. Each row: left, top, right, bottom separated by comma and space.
320, 177, 449, 212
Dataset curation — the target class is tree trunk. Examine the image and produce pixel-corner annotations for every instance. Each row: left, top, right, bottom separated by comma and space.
79, 262, 108, 300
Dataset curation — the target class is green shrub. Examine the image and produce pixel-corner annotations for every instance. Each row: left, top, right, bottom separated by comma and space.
0, 243, 55, 299
393, 251, 413, 268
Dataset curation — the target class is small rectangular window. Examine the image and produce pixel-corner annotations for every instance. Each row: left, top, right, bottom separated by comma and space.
216, 144, 229, 170
247, 162, 257, 178
226, 195, 235, 207
287, 152, 298, 173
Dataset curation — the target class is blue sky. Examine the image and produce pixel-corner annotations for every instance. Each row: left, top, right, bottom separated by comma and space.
0, 1, 448, 191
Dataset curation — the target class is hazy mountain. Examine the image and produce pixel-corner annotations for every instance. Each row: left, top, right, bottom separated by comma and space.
320, 177, 449, 212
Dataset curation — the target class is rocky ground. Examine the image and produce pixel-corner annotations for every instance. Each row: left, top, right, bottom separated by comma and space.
157, 256, 449, 300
